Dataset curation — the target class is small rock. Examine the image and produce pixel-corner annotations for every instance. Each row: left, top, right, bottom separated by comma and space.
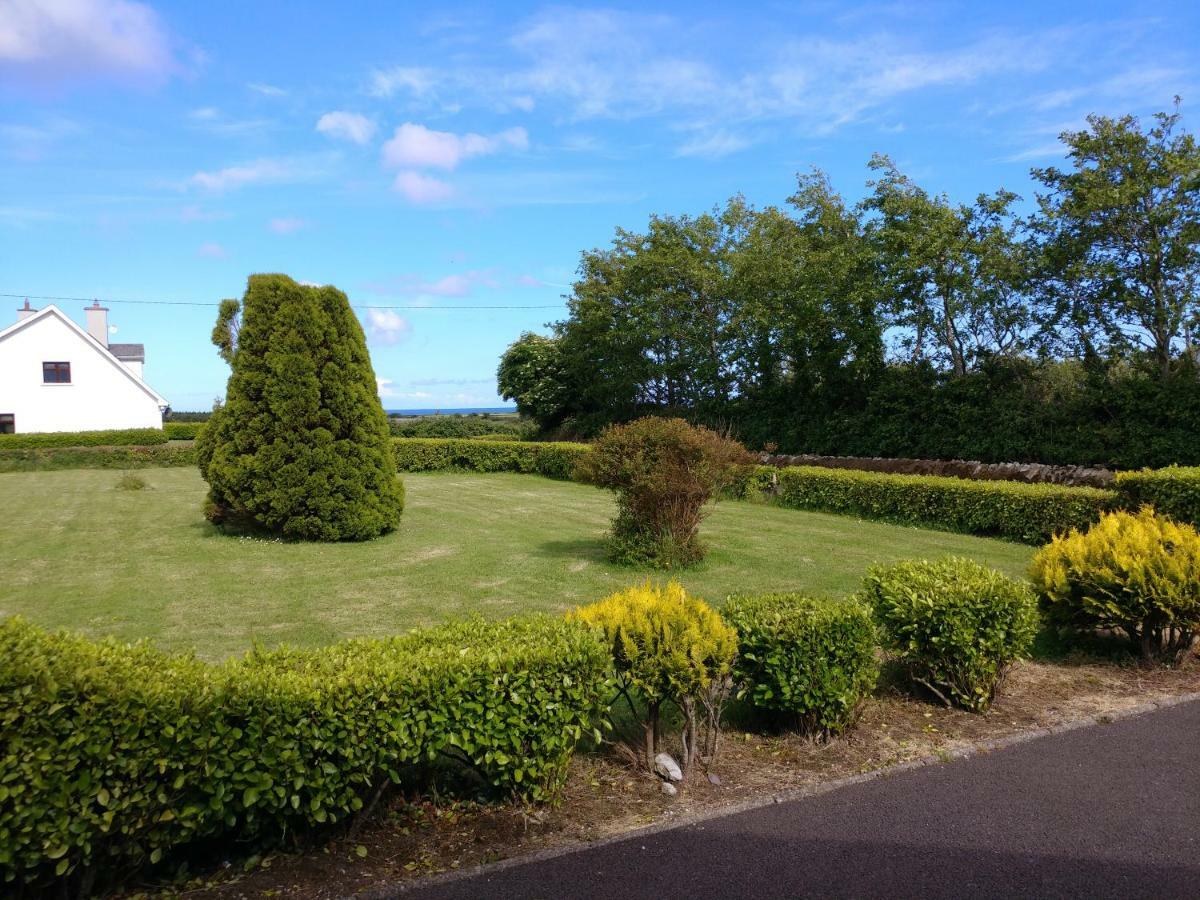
660, 782, 678, 797
654, 752, 683, 782
707, 773, 722, 786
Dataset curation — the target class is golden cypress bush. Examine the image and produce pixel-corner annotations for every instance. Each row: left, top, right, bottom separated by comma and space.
573, 581, 737, 772
1030, 508, 1200, 661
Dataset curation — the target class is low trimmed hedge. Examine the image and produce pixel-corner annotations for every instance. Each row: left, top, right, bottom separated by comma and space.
0, 444, 196, 473
164, 422, 205, 440
769, 466, 1114, 544
1113, 466, 1200, 527
393, 438, 590, 480
723, 593, 878, 737
0, 428, 167, 449
0, 615, 608, 894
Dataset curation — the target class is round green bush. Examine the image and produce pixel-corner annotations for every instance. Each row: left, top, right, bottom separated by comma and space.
862, 557, 1039, 712
723, 593, 878, 738
198, 275, 403, 541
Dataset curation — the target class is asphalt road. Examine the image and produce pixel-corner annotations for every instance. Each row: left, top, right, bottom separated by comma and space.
402, 700, 1200, 900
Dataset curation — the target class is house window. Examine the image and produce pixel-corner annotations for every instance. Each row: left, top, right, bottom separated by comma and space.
0, 415, 13, 434
42, 361, 71, 384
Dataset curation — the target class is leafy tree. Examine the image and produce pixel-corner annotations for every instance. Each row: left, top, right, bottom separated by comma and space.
199, 274, 403, 541
1031, 103, 1200, 375
496, 332, 569, 427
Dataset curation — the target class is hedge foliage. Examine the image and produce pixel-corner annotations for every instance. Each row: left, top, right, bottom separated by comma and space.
0, 444, 196, 473
722, 594, 878, 737
1113, 466, 1200, 528
388, 415, 533, 440
200, 275, 403, 541
862, 558, 1039, 712
163, 422, 204, 440
0, 615, 608, 894
769, 466, 1114, 544
0, 428, 167, 449
1031, 508, 1200, 661
393, 437, 589, 480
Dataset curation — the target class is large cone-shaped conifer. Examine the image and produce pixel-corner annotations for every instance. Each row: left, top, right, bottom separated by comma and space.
198, 274, 403, 540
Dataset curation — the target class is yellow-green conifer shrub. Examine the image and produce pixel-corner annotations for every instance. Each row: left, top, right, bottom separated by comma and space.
573, 582, 738, 773
1031, 508, 1200, 661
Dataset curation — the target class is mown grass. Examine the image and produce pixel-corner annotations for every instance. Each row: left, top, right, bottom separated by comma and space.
0, 468, 1033, 659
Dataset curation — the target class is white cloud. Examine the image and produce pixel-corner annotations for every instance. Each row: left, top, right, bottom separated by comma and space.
268, 217, 306, 234
381, 123, 528, 171
316, 111, 376, 145
248, 81, 286, 97
368, 65, 437, 98
392, 170, 454, 204
0, 0, 175, 87
189, 106, 219, 121
197, 241, 226, 259
363, 270, 499, 297
676, 129, 751, 159
366, 310, 412, 345
188, 157, 318, 192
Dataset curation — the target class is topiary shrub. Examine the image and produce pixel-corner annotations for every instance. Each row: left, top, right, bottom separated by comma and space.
1030, 507, 1200, 662
198, 275, 403, 541
722, 594, 878, 738
576, 417, 750, 568
862, 557, 1039, 712
573, 581, 738, 773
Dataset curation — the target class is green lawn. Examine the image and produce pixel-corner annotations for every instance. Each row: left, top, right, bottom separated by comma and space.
0, 468, 1033, 659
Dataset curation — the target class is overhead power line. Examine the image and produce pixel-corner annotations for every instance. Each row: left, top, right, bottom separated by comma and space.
0, 292, 562, 311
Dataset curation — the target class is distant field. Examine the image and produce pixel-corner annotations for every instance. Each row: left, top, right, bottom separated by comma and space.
0, 469, 1033, 660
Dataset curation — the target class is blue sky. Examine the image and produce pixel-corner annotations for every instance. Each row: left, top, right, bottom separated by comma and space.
2, 1, 1197, 411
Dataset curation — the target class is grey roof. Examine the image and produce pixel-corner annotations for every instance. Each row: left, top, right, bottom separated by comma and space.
108, 342, 145, 362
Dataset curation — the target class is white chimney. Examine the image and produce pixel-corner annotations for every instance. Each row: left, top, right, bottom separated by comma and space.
85, 300, 109, 346
16, 299, 37, 321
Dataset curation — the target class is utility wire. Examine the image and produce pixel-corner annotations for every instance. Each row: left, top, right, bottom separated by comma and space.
0, 292, 563, 311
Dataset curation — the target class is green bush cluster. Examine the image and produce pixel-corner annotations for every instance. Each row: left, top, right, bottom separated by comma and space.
0, 444, 196, 473
723, 594, 878, 737
1113, 467, 1200, 528
393, 437, 589, 480
862, 557, 1039, 711
0, 428, 167, 449
388, 415, 533, 440
1030, 508, 1200, 661
163, 422, 204, 440
0, 615, 608, 894
770, 466, 1114, 544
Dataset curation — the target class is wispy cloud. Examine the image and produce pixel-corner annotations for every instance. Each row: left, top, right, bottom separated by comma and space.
366, 310, 411, 345
0, 0, 176, 88
316, 110, 376, 145
188, 156, 326, 192
368, 65, 437, 99
248, 82, 286, 97
381, 123, 528, 170
363, 270, 500, 297
197, 241, 227, 259
268, 216, 307, 234
676, 129, 751, 159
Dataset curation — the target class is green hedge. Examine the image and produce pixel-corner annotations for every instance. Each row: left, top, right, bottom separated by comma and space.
0, 615, 608, 893
164, 422, 205, 440
723, 593, 878, 737
0, 428, 167, 449
1113, 466, 1200, 527
392, 438, 590, 480
769, 466, 1114, 544
0, 444, 196, 473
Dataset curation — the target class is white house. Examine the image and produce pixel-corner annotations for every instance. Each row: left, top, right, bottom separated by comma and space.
0, 300, 168, 434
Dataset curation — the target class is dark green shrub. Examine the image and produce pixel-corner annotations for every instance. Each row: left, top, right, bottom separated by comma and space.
200, 275, 403, 541
723, 594, 878, 737
862, 557, 1039, 712
1031, 508, 1200, 661
0, 615, 608, 894
0, 428, 167, 448
114, 473, 148, 491
775, 466, 1113, 544
1113, 466, 1200, 528
0, 444, 195, 473
392, 437, 589, 480
577, 417, 751, 568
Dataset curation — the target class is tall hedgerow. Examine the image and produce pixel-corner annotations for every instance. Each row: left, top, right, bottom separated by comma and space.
198, 274, 403, 541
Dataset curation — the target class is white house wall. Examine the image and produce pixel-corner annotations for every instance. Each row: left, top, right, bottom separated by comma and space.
0, 313, 164, 433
